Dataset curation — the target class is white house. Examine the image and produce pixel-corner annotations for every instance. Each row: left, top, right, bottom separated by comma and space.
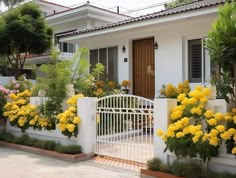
58, 0, 225, 99
25, 0, 130, 65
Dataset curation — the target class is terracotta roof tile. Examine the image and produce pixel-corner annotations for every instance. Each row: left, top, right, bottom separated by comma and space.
58, 0, 226, 38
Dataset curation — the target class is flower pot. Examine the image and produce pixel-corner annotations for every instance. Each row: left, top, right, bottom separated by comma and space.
140, 169, 185, 178
122, 89, 129, 94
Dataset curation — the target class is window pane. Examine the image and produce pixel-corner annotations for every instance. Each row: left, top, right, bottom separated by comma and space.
188, 39, 202, 83
99, 48, 107, 80
90, 49, 98, 73
63, 42, 68, 52
68, 43, 75, 53
108, 47, 118, 82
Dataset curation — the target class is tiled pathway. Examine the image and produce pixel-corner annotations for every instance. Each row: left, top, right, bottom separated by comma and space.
0, 146, 140, 178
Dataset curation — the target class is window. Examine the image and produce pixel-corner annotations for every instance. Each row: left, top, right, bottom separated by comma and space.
188, 39, 202, 83
188, 38, 217, 83
59, 42, 75, 53
90, 47, 118, 82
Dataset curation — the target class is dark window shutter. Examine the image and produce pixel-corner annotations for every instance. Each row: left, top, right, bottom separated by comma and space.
188, 39, 202, 83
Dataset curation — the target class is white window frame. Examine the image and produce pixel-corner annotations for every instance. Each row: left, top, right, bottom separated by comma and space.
183, 34, 211, 88
89, 46, 118, 82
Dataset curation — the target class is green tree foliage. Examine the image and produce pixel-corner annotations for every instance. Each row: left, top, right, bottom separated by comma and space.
164, 0, 193, 9
205, 2, 236, 104
0, 3, 53, 79
0, 0, 25, 9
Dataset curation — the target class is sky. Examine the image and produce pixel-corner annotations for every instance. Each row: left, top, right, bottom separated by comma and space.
0, 0, 170, 15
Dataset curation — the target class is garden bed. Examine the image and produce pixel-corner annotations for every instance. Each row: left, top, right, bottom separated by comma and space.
0, 140, 90, 162
140, 169, 184, 178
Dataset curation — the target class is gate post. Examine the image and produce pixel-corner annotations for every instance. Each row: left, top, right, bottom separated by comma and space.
154, 98, 177, 163
77, 97, 97, 155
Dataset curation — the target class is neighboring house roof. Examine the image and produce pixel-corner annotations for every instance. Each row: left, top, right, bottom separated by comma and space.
46, 2, 131, 18
58, 0, 226, 38
38, 0, 70, 9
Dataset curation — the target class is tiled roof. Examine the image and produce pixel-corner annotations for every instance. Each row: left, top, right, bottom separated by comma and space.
59, 0, 226, 38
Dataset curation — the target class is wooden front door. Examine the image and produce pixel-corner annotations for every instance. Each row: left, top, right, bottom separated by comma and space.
133, 38, 155, 99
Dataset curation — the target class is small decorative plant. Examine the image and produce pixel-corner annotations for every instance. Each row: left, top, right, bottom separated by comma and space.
158, 86, 225, 161
57, 94, 84, 138
121, 80, 130, 94
159, 80, 190, 98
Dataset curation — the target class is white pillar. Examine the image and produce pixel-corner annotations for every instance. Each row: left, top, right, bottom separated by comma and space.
154, 98, 177, 163
77, 97, 97, 154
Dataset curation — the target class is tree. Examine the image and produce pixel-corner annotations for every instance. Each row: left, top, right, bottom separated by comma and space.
0, 0, 25, 9
205, 2, 236, 104
0, 3, 53, 79
164, 0, 194, 9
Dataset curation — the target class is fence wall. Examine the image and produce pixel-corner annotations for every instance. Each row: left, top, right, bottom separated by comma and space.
155, 98, 236, 174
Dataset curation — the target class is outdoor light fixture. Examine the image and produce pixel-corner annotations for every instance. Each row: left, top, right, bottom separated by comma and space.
122, 45, 126, 52
154, 42, 158, 49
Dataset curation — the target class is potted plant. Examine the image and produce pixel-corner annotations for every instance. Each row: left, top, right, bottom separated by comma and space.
121, 80, 130, 94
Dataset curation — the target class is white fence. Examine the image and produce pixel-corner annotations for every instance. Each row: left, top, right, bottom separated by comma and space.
4, 95, 236, 173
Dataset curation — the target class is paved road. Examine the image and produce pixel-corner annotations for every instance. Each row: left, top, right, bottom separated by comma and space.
0, 146, 140, 178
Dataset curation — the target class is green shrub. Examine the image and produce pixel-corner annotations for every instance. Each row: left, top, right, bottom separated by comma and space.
147, 158, 162, 171
0, 132, 81, 155
55, 144, 81, 154
185, 161, 203, 178
14, 135, 30, 145
206, 171, 236, 178
170, 160, 186, 177
160, 163, 171, 173
41, 140, 56, 151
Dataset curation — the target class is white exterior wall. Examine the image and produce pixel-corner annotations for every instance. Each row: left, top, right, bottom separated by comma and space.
71, 15, 216, 97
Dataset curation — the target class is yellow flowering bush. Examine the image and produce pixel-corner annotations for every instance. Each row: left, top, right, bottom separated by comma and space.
158, 86, 227, 161
57, 94, 84, 138
3, 90, 55, 131
220, 108, 236, 156
159, 80, 190, 98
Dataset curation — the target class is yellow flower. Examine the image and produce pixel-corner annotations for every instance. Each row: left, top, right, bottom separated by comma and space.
176, 132, 185, 138
68, 107, 76, 112
58, 123, 66, 131
73, 117, 81, 124
220, 131, 231, 140
195, 86, 203, 91
232, 108, 236, 113
204, 110, 214, 119
190, 107, 202, 115
29, 119, 36, 126
157, 129, 164, 136
224, 112, 232, 120
215, 125, 225, 133
187, 97, 198, 105
200, 97, 208, 104
60, 117, 67, 124
66, 124, 75, 132
9, 93, 17, 100
209, 137, 218, 147
214, 112, 224, 121
16, 99, 26, 105
18, 117, 26, 127
177, 94, 186, 102
202, 88, 210, 97
232, 147, 236, 154
207, 119, 217, 126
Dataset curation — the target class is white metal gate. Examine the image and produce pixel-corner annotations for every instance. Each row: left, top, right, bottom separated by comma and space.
95, 94, 154, 164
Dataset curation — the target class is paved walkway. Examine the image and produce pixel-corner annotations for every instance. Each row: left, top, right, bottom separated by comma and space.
0, 146, 140, 178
